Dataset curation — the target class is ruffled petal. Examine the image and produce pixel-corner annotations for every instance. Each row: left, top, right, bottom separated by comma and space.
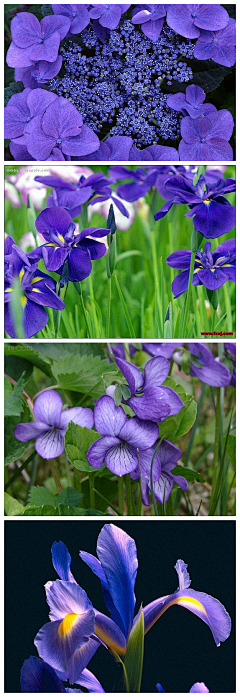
20, 656, 66, 692
143, 356, 170, 389
35, 429, 65, 459
105, 442, 138, 475
34, 610, 95, 674
115, 357, 144, 395
76, 667, 105, 693
60, 406, 94, 431
128, 387, 171, 422
87, 436, 121, 469
13, 420, 48, 442
119, 416, 159, 449
51, 541, 76, 583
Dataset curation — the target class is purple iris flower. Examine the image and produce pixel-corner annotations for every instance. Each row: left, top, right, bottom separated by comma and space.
179, 110, 234, 161
131, 4, 166, 42
28, 207, 108, 282
157, 681, 209, 693
142, 343, 232, 388
88, 4, 126, 29
4, 87, 57, 142
131, 439, 188, 505
166, 4, 229, 39
6, 12, 70, 68
34, 172, 129, 220
24, 96, 100, 160
167, 85, 216, 119
14, 389, 93, 459
34, 525, 231, 683
4, 236, 64, 338
167, 239, 236, 297
154, 174, 236, 239
15, 56, 63, 89
21, 656, 105, 693
52, 4, 90, 36
113, 355, 183, 422
194, 18, 236, 67
87, 395, 159, 476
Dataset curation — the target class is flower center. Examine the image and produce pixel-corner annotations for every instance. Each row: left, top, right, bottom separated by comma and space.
191, 12, 196, 17
200, 137, 205, 143
56, 138, 62, 145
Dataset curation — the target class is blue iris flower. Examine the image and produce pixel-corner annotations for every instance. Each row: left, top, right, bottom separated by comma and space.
167, 239, 235, 297
21, 655, 105, 693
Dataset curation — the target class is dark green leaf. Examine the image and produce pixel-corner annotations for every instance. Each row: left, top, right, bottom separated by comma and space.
65, 422, 100, 472
122, 608, 144, 692
4, 344, 52, 375
4, 374, 25, 417
160, 378, 197, 440
114, 384, 122, 406
222, 433, 236, 469
41, 4, 53, 16
5, 400, 32, 466
171, 465, 205, 484
4, 81, 24, 106
51, 353, 120, 397
5, 355, 33, 383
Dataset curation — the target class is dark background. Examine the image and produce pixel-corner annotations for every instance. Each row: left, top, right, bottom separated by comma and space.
5, 520, 235, 693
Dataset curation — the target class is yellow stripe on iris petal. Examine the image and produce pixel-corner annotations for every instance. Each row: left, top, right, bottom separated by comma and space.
145, 595, 207, 634
32, 288, 41, 293
31, 277, 43, 284
58, 613, 79, 637
203, 200, 211, 205
5, 287, 13, 293
94, 625, 126, 655
58, 234, 65, 243
21, 296, 27, 308
46, 243, 58, 247
19, 268, 24, 281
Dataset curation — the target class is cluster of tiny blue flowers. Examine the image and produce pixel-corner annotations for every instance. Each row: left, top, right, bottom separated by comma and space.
50, 20, 194, 148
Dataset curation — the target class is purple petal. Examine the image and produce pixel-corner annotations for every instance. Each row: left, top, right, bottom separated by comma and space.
94, 395, 127, 437
95, 524, 138, 639
142, 18, 164, 41
27, 88, 57, 118
9, 141, 35, 160
41, 14, 71, 41
190, 683, 209, 693
143, 356, 170, 389
190, 359, 231, 387
67, 247, 92, 282
138, 446, 162, 481
119, 416, 159, 450
114, 357, 144, 395
171, 271, 190, 298
179, 137, 233, 161
105, 441, 138, 475
13, 421, 48, 442
167, 5, 201, 38
62, 125, 100, 157
186, 84, 206, 106
41, 245, 68, 272
197, 267, 230, 289
142, 343, 183, 359
87, 435, 121, 469
51, 541, 76, 583
20, 656, 66, 693
6, 42, 34, 68
36, 206, 73, 239
23, 300, 49, 337
128, 387, 172, 422
29, 32, 62, 64
34, 610, 95, 674
191, 200, 235, 239
11, 12, 41, 48
193, 4, 229, 32
60, 406, 94, 431
79, 239, 106, 261
77, 667, 105, 693
33, 389, 63, 427
153, 471, 174, 503
35, 429, 65, 459
45, 578, 93, 621
94, 611, 126, 653
25, 114, 56, 159
67, 638, 100, 685
41, 97, 82, 139
166, 249, 192, 270
167, 92, 187, 112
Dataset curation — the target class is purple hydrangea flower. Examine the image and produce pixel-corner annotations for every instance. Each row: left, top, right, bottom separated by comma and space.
179, 110, 234, 161
129, 143, 179, 161
194, 18, 236, 67
87, 395, 159, 476
4, 87, 57, 142
29, 206, 108, 282
14, 389, 94, 459
78, 136, 134, 162
21, 656, 105, 693
154, 174, 236, 238
6, 12, 70, 68
88, 4, 125, 29
167, 84, 216, 119
167, 239, 235, 297
131, 4, 166, 42
52, 4, 90, 35
24, 96, 100, 160
15, 56, 62, 89
166, 4, 229, 39
4, 236, 64, 338
113, 355, 183, 422
157, 681, 209, 693
131, 438, 188, 505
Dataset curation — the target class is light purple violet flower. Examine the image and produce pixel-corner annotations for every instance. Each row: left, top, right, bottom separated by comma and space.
194, 18, 236, 67
142, 343, 232, 388
131, 4, 166, 42
156, 680, 209, 692
52, 4, 90, 35
167, 85, 216, 119
6, 12, 70, 68
131, 439, 188, 504
113, 355, 183, 422
24, 96, 100, 160
4, 88, 57, 142
87, 395, 159, 476
166, 4, 229, 40
14, 390, 94, 459
15, 56, 63, 89
89, 4, 125, 29
179, 110, 234, 161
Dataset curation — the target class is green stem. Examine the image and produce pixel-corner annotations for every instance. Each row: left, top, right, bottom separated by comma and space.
74, 282, 91, 337
150, 229, 163, 335
210, 388, 221, 507
118, 476, 124, 515
88, 274, 100, 337
184, 384, 206, 467
107, 276, 112, 339
89, 472, 95, 508
181, 249, 196, 338
124, 474, 134, 515
64, 456, 72, 487
49, 459, 62, 493
4, 450, 37, 491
